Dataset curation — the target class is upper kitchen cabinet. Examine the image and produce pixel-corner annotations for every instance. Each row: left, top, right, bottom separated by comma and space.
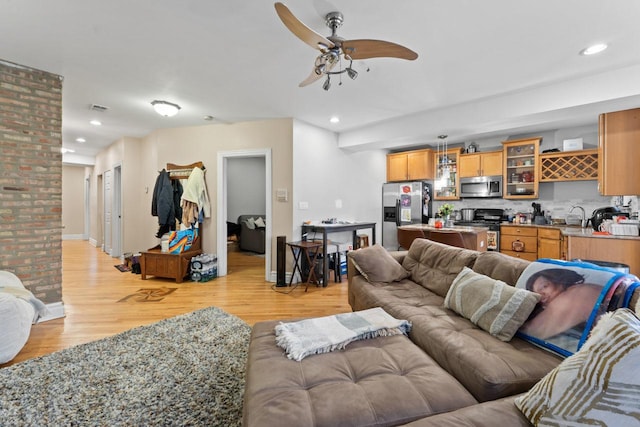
459, 150, 503, 178
502, 137, 541, 199
434, 148, 462, 200
386, 149, 434, 182
598, 108, 640, 195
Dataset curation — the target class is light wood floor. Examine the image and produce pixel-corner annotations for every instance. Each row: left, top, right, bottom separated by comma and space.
3, 240, 351, 367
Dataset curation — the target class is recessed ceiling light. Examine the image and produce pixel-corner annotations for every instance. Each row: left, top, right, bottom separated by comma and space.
330, 116, 340, 124
90, 120, 102, 126
580, 43, 608, 56
61, 148, 75, 154
76, 137, 86, 143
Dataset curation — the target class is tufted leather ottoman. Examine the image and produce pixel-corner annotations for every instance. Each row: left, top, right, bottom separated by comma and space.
243, 319, 478, 427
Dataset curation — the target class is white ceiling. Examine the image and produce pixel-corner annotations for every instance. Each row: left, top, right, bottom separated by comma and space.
2, 1, 640, 160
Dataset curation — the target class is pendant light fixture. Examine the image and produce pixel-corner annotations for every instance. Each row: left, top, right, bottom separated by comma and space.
436, 134, 450, 192
151, 100, 181, 117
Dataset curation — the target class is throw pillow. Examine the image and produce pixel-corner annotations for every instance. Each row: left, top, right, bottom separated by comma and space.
444, 267, 541, 341
348, 244, 410, 283
254, 217, 265, 228
245, 217, 256, 230
515, 308, 640, 426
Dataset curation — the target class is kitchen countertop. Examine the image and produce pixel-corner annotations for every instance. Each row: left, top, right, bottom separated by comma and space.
500, 222, 640, 241
400, 224, 489, 233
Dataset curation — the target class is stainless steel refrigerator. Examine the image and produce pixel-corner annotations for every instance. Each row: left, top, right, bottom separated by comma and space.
382, 181, 432, 250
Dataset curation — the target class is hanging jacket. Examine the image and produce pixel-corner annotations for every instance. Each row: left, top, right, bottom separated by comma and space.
151, 169, 174, 226
181, 167, 211, 225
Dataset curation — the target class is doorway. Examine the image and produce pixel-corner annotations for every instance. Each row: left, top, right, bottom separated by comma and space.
217, 149, 272, 281
102, 165, 123, 258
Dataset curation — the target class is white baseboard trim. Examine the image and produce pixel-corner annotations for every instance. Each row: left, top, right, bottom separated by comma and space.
269, 270, 294, 284
62, 234, 85, 240
89, 238, 99, 247
38, 302, 66, 323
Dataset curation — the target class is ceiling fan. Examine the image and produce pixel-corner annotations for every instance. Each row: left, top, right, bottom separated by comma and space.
274, 2, 418, 90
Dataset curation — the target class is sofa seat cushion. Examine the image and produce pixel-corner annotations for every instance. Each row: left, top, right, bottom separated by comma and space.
401, 395, 532, 427
244, 320, 478, 427
350, 275, 562, 402
402, 239, 479, 298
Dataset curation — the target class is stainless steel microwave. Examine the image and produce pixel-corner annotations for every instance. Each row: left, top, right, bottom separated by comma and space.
460, 175, 502, 198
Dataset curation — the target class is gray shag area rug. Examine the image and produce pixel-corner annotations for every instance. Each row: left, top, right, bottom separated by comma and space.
0, 306, 251, 426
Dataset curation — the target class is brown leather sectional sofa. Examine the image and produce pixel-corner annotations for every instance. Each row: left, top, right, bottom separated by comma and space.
243, 239, 576, 426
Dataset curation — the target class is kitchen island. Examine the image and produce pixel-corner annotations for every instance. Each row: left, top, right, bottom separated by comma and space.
398, 224, 488, 251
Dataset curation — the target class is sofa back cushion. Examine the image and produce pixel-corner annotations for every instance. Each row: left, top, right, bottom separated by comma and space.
402, 239, 479, 297
472, 251, 530, 286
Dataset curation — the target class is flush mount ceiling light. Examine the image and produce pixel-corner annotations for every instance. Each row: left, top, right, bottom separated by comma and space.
75, 137, 86, 143
151, 100, 181, 117
329, 116, 340, 124
580, 43, 608, 56
89, 119, 102, 126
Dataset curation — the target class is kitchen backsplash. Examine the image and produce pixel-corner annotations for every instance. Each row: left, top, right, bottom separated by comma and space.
435, 194, 638, 222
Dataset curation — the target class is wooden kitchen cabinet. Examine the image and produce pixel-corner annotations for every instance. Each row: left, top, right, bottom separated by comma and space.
500, 225, 538, 261
434, 148, 462, 200
539, 149, 598, 182
598, 108, 640, 195
567, 236, 640, 277
537, 227, 565, 260
503, 137, 541, 199
386, 149, 434, 182
459, 150, 503, 178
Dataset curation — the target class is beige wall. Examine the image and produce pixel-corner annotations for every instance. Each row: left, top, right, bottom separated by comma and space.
92, 118, 293, 272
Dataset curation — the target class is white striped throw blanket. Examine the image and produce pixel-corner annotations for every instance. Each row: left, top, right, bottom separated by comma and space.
275, 307, 411, 361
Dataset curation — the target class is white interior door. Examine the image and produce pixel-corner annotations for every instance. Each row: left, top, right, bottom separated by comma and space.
112, 165, 122, 258
103, 169, 112, 255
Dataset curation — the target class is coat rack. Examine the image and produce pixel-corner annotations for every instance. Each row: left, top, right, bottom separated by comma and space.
166, 161, 205, 180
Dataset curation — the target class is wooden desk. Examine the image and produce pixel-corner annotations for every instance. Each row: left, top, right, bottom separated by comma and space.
301, 222, 377, 286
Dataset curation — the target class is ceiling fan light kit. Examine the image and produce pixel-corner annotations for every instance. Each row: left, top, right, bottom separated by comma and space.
274, 2, 418, 90
151, 100, 181, 117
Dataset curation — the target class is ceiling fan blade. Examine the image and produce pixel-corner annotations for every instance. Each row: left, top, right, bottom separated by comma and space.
274, 2, 335, 51
298, 57, 338, 87
342, 39, 418, 61
299, 68, 325, 87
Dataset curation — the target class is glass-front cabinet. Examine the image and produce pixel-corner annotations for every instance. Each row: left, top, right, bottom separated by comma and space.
502, 137, 541, 199
434, 148, 462, 200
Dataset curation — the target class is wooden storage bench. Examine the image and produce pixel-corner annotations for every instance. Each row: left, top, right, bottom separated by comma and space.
140, 237, 202, 283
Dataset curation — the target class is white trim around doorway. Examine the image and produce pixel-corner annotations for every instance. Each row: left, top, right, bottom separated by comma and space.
216, 149, 272, 281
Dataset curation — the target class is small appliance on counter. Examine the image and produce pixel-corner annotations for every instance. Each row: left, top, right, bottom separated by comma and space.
589, 206, 628, 231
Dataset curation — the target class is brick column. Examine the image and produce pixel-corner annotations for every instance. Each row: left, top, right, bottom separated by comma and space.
0, 59, 63, 305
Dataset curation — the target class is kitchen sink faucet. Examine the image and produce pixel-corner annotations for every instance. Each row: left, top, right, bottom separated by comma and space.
569, 205, 587, 228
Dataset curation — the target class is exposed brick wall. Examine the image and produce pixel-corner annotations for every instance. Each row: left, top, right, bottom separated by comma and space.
0, 60, 63, 304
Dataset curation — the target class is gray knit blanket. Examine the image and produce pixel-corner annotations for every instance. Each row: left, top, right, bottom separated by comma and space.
275, 307, 411, 361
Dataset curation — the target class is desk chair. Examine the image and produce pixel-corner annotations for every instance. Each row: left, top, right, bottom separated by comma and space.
308, 240, 347, 283
427, 230, 468, 249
